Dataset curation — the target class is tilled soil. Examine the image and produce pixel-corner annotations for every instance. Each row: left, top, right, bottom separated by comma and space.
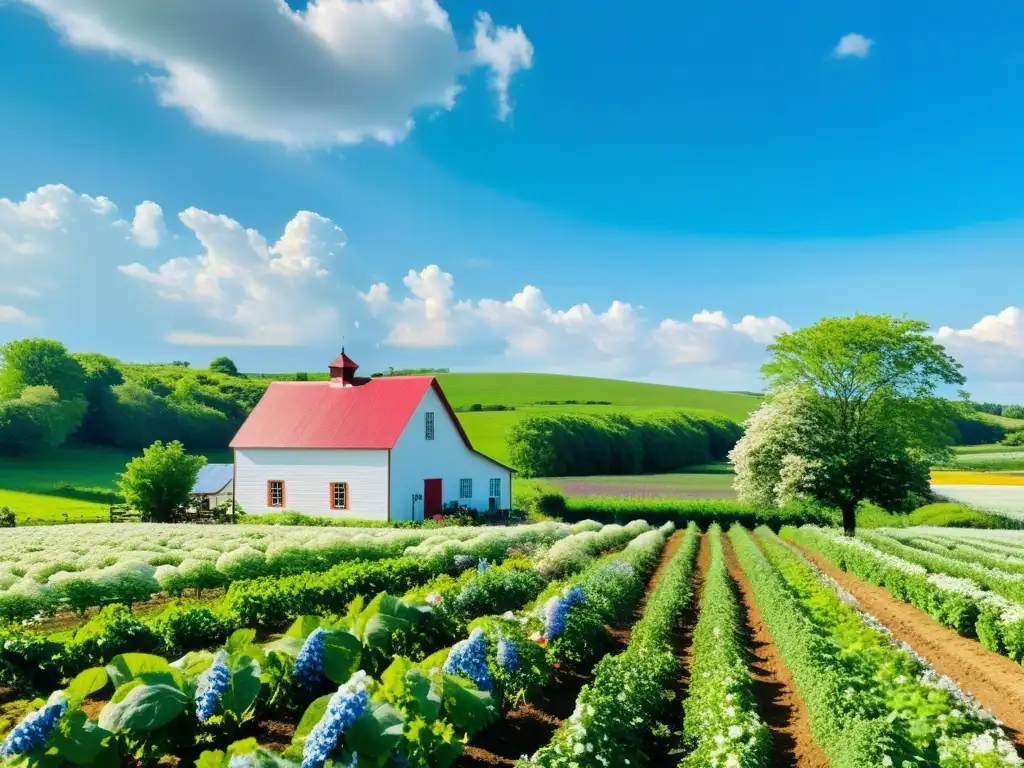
722, 536, 829, 768
792, 541, 1024, 754
456, 530, 688, 768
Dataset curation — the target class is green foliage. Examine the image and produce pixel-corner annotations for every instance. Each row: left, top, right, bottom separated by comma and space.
118, 440, 206, 522
1003, 429, 1024, 446
507, 409, 741, 478
907, 502, 1009, 529
1004, 405, 1024, 420
0, 505, 14, 527
0, 338, 87, 400
561, 495, 837, 529
0, 385, 86, 455
954, 415, 1006, 445
208, 357, 239, 376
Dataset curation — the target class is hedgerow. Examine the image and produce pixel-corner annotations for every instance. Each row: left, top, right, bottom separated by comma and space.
506, 409, 742, 477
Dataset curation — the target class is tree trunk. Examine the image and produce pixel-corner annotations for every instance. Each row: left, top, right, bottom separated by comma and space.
840, 499, 857, 536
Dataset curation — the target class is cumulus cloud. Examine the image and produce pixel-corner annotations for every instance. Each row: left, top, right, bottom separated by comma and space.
131, 201, 165, 248
0, 306, 34, 323
15, 0, 534, 146
834, 33, 872, 59
120, 206, 347, 345
362, 264, 791, 378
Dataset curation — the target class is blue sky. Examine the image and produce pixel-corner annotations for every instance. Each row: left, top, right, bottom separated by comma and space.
1, 0, 1023, 398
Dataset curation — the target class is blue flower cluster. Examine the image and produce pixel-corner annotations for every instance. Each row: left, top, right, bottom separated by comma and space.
0, 694, 67, 758
543, 586, 586, 641
294, 628, 327, 690
476, 558, 491, 574
542, 595, 567, 641
195, 650, 231, 723
496, 633, 520, 673
442, 627, 492, 692
301, 671, 371, 768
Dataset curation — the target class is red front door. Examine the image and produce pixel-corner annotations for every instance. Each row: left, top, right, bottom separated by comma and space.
424, 479, 442, 516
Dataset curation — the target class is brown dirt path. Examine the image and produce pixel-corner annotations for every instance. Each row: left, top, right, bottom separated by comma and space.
792, 541, 1024, 753
722, 535, 829, 768
457, 530, 688, 767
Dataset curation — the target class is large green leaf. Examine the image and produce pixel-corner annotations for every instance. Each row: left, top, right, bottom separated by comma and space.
285, 615, 324, 639
196, 751, 227, 768
346, 702, 403, 759
219, 654, 262, 721
172, 650, 215, 679
442, 677, 498, 736
419, 648, 451, 673
262, 636, 304, 657
50, 710, 110, 766
106, 653, 182, 689
322, 631, 362, 685
99, 683, 188, 734
290, 694, 332, 753
404, 669, 441, 722
64, 667, 108, 705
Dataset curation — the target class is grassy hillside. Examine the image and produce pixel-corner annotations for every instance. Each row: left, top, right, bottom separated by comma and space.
435, 373, 760, 466
977, 412, 1024, 430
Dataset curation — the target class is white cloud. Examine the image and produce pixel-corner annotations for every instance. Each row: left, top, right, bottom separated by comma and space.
0, 305, 34, 323
15, 0, 533, 146
131, 201, 166, 248
933, 308, 1024, 396
834, 33, 872, 59
120, 206, 347, 345
937, 307, 1024, 354
362, 264, 790, 377
473, 12, 534, 121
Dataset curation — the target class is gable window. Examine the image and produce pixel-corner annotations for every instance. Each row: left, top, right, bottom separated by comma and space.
425, 411, 435, 440
489, 478, 501, 499
460, 479, 472, 499
331, 482, 349, 510
267, 480, 285, 508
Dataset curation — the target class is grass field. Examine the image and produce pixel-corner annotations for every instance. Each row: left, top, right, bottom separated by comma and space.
0, 444, 232, 524
439, 372, 761, 466
976, 411, 1024, 430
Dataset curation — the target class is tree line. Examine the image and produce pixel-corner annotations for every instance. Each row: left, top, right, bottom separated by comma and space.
507, 409, 743, 477
0, 338, 271, 455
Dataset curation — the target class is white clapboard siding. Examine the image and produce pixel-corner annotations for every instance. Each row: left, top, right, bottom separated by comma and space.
390, 386, 512, 521
235, 448, 388, 521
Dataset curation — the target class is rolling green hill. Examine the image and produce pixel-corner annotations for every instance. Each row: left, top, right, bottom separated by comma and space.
435, 372, 761, 466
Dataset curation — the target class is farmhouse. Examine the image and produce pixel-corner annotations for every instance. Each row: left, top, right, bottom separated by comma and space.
229, 350, 513, 521
190, 464, 234, 510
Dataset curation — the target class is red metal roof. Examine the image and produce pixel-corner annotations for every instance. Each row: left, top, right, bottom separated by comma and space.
230, 377, 513, 471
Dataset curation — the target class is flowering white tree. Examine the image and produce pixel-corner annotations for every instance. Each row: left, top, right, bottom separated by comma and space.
729, 388, 818, 508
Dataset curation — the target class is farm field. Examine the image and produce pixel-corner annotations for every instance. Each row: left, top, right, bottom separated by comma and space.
543, 464, 737, 499
3, 518, 1024, 767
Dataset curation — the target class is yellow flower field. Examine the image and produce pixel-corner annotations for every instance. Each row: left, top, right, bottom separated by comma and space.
930, 470, 1024, 486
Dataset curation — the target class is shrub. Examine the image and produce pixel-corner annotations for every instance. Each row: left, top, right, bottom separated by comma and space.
907, 502, 1010, 529
1003, 430, 1024, 446
0, 506, 14, 527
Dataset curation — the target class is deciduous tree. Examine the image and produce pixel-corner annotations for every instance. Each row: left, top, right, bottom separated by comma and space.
118, 440, 206, 522
734, 315, 965, 534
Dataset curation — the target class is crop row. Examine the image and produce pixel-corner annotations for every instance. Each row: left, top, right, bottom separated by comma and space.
784, 526, 1024, 662
678, 524, 769, 768
0, 523, 674, 767
892, 533, 1024, 577
0, 522, 592, 620
521, 522, 700, 768
752, 527, 1020, 767
0, 521, 653, 694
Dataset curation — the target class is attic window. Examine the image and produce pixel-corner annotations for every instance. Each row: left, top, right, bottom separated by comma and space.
425, 411, 435, 440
